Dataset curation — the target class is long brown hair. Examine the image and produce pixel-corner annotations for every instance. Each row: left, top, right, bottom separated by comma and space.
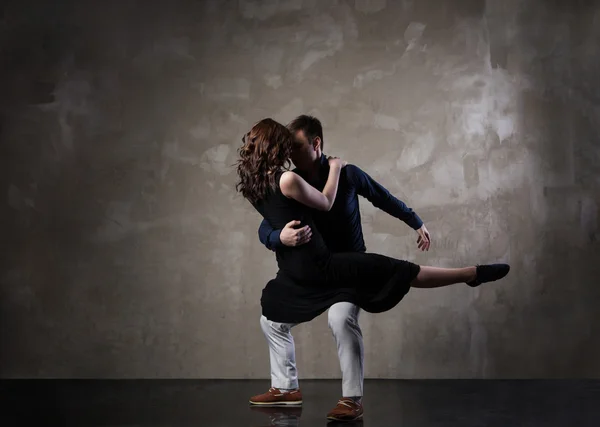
235, 118, 292, 204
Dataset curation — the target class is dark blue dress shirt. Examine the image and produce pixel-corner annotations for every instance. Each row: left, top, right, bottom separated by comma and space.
258, 154, 423, 253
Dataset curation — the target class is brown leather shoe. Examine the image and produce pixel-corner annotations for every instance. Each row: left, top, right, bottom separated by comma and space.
249, 387, 303, 406
326, 398, 363, 421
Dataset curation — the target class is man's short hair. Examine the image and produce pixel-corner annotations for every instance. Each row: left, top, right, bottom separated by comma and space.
287, 115, 324, 149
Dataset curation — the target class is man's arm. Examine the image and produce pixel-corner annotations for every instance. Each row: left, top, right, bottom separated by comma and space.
347, 164, 424, 230
258, 218, 284, 251
258, 218, 313, 251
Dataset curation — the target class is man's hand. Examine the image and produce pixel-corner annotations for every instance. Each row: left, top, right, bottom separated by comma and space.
416, 224, 431, 251
280, 220, 312, 247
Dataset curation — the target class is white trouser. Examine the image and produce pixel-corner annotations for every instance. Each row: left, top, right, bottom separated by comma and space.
260, 302, 364, 397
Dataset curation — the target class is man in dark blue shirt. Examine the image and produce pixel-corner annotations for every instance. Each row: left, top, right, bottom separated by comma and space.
258, 155, 425, 253
249, 115, 431, 421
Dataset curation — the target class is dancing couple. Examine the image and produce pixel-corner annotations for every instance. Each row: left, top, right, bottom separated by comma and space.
235, 116, 509, 422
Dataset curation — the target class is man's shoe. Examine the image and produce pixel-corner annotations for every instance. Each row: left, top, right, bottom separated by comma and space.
249, 387, 303, 406
326, 398, 363, 421
467, 264, 510, 287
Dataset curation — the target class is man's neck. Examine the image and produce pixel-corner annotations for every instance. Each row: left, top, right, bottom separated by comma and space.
300, 157, 322, 181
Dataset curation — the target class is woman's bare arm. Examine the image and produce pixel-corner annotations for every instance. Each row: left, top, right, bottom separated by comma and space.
280, 164, 343, 211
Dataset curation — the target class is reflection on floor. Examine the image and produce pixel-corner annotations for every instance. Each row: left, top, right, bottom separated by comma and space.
2, 379, 600, 426
250, 406, 303, 427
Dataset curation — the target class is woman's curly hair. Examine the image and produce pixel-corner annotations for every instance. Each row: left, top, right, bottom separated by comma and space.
235, 118, 293, 204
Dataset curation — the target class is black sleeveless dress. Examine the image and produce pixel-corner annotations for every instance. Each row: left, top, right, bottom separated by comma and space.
252, 170, 421, 324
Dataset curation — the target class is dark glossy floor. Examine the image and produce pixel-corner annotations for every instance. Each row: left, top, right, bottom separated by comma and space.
2, 379, 600, 426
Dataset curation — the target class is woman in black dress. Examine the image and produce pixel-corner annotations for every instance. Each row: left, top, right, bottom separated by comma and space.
236, 118, 509, 324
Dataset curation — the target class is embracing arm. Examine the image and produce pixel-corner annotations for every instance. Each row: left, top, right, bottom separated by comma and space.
258, 218, 283, 251
348, 164, 423, 230
258, 218, 311, 250
280, 163, 343, 211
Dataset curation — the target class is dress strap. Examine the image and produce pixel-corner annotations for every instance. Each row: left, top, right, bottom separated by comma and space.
274, 169, 286, 183
269, 169, 284, 193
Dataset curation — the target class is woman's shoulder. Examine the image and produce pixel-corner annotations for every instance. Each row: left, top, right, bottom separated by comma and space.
278, 169, 296, 180
278, 170, 300, 196
279, 169, 299, 184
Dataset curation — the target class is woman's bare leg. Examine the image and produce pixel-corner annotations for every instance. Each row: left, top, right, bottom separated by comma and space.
410, 264, 510, 288
410, 266, 476, 288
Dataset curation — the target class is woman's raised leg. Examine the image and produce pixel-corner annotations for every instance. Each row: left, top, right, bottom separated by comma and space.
410, 264, 509, 289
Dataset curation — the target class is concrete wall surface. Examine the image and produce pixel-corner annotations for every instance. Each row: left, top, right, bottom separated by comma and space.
1, 0, 599, 378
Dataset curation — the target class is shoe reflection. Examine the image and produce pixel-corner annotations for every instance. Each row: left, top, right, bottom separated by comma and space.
249, 405, 303, 427
327, 420, 364, 426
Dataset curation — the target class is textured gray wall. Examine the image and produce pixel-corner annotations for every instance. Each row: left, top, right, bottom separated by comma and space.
1, 0, 599, 379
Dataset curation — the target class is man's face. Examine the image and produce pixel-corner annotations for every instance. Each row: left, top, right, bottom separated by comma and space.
290, 130, 319, 169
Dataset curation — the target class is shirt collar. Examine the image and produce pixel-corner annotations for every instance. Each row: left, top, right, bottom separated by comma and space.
318, 153, 330, 180
295, 153, 329, 180
319, 153, 329, 168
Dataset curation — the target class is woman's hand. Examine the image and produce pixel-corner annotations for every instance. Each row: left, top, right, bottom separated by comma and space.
328, 156, 347, 169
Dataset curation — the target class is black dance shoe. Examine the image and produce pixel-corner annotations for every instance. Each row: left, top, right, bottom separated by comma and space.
467, 264, 510, 287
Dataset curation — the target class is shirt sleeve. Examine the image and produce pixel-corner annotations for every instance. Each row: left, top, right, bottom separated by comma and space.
347, 164, 424, 230
258, 218, 283, 251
